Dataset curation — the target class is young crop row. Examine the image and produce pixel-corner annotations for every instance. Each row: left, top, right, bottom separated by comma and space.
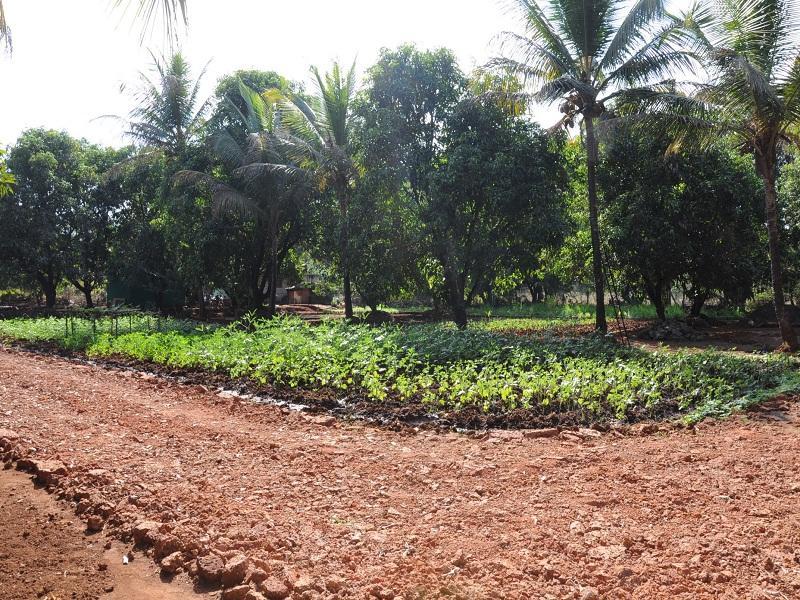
0, 316, 796, 422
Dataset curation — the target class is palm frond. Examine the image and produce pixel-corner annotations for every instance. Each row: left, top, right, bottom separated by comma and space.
209, 182, 266, 222
780, 55, 800, 126
494, 30, 575, 82
504, 0, 577, 68
0, 0, 11, 53
546, 0, 615, 61
600, 0, 666, 70
124, 51, 209, 154
534, 75, 596, 103
601, 25, 699, 90
112, 0, 188, 42
608, 83, 719, 151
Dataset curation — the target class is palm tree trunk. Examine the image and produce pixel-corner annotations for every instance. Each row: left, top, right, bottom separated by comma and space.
267, 209, 279, 318
340, 193, 354, 320
584, 115, 607, 333
763, 171, 798, 350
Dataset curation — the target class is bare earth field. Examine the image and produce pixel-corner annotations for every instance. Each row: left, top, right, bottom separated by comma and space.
0, 347, 799, 600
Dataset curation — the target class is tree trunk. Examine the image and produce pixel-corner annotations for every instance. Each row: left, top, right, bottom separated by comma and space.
43, 285, 57, 309
584, 116, 607, 333
643, 277, 666, 321
198, 288, 207, 321
83, 285, 94, 309
762, 171, 799, 350
340, 192, 353, 320
267, 210, 279, 318
37, 273, 57, 309
441, 241, 467, 329
689, 291, 708, 318
445, 273, 467, 329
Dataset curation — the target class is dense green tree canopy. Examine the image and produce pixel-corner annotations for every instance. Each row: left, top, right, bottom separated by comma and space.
0, 129, 124, 306
601, 128, 763, 319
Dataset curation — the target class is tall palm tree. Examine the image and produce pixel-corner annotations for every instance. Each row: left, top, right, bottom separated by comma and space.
0, 0, 187, 53
275, 61, 359, 319
178, 82, 310, 314
676, 0, 800, 350
124, 52, 210, 158
491, 0, 695, 332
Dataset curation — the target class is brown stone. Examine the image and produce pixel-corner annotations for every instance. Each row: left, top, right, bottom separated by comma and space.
325, 575, 346, 593
86, 515, 105, 532
153, 533, 181, 561
259, 577, 290, 600
222, 554, 249, 587
222, 585, 252, 600
523, 428, 559, 439
197, 554, 225, 585
32, 460, 68, 484
132, 521, 161, 546
0, 429, 19, 451
160, 551, 184, 574
248, 568, 268, 585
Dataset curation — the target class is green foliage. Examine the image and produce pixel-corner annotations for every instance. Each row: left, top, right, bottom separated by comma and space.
0, 149, 13, 197
0, 316, 795, 422
126, 52, 210, 156
0, 129, 128, 306
778, 150, 800, 303
357, 45, 568, 326
600, 129, 764, 316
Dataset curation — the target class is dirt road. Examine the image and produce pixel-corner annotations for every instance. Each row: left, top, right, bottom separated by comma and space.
0, 348, 798, 599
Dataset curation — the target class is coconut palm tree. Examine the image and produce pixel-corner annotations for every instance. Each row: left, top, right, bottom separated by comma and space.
675, 0, 800, 350
274, 61, 359, 319
124, 52, 210, 158
491, 0, 695, 332
0, 0, 187, 53
178, 82, 311, 314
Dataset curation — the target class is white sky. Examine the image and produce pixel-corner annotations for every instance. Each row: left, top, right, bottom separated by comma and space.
0, 0, 563, 148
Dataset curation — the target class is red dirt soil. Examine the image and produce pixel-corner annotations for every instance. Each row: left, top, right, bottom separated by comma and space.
0, 468, 206, 599
0, 348, 799, 600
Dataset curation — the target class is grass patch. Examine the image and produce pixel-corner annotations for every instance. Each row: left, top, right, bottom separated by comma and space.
0, 315, 796, 424
466, 302, 742, 321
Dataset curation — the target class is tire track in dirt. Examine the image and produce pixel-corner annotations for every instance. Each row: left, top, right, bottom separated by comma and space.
0, 347, 799, 599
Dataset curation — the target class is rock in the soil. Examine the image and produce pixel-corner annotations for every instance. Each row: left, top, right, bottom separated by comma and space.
632, 423, 659, 436
579, 587, 599, 600
32, 460, 68, 484
248, 568, 268, 585
292, 574, 317, 593
86, 468, 111, 482
222, 585, 252, 600
160, 551, 184, 574
258, 577, 290, 599
132, 520, 161, 546
222, 554, 249, 587
0, 429, 20, 450
325, 575, 345, 593
86, 515, 105, 532
311, 415, 336, 427
197, 553, 225, 585
153, 533, 181, 561
578, 428, 602, 439
523, 428, 559, 439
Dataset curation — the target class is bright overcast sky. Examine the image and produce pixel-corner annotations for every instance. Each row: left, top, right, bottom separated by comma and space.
0, 0, 565, 148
